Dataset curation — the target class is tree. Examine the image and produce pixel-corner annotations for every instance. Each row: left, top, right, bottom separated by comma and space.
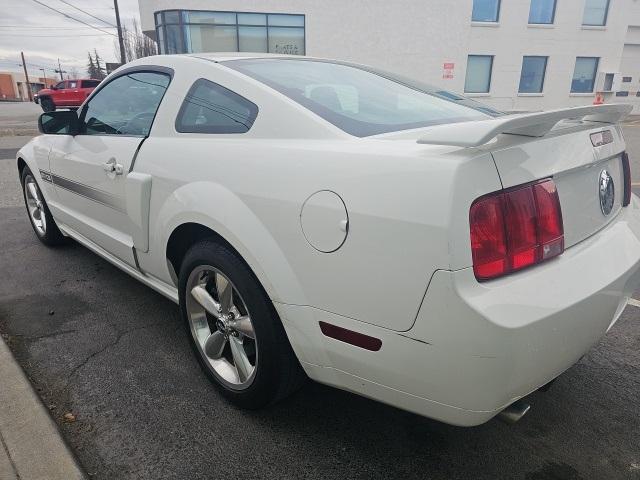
86, 51, 98, 78
93, 49, 106, 79
115, 19, 157, 63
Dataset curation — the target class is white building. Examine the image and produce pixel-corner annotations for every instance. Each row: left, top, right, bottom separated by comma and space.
139, 0, 640, 113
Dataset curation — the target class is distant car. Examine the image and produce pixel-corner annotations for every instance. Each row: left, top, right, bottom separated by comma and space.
37, 79, 101, 112
15, 54, 640, 427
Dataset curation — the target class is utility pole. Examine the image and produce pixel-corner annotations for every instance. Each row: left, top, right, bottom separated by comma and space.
114, 0, 126, 64
20, 51, 33, 102
55, 58, 66, 80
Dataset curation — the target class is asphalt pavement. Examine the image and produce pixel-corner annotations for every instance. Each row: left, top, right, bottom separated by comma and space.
1, 103, 640, 479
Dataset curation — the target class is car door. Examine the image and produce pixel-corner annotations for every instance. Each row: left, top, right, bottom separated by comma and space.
48, 69, 171, 267
65, 80, 81, 105
80, 80, 100, 102
51, 81, 68, 105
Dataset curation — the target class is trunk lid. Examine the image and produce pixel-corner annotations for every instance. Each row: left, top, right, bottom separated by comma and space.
490, 122, 626, 248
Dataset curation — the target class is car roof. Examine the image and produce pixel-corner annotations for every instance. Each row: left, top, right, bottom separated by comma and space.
186, 52, 318, 63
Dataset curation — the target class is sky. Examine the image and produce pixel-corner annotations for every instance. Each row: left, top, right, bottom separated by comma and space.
0, 0, 142, 80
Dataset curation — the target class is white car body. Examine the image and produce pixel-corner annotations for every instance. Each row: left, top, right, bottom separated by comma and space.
17, 53, 640, 426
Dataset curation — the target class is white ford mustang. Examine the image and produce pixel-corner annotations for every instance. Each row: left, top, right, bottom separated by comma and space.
17, 53, 640, 426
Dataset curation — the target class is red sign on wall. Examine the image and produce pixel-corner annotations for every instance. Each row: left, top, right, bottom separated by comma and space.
443, 62, 455, 80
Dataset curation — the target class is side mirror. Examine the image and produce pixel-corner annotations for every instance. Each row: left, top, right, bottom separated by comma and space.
38, 110, 80, 135
50, 84, 56, 90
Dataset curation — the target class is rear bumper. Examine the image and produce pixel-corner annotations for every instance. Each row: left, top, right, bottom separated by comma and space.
278, 197, 640, 426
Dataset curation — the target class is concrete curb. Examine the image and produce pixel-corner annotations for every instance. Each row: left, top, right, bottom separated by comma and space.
0, 337, 86, 480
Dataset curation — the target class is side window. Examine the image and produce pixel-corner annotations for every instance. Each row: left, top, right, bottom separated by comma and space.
81, 71, 170, 136
54, 81, 66, 90
68, 81, 78, 88
175, 78, 258, 134
81, 80, 101, 88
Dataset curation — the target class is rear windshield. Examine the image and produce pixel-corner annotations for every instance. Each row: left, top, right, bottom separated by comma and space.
224, 58, 501, 137
82, 80, 101, 88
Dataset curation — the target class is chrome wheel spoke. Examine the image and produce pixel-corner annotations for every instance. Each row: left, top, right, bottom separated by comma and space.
190, 285, 222, 319
229, 316, 255, 339
27, 182, 40, 202
204, 331, 227, 359
215, 272, 233, 314
229, 336, 252, 383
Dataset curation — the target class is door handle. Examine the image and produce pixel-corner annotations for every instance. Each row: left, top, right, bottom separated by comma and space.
103, 158, 124, 175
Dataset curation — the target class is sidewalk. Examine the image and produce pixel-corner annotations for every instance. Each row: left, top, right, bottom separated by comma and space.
0, 337, 86, 480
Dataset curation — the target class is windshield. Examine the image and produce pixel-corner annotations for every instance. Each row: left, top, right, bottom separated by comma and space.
224, 58, 502, 137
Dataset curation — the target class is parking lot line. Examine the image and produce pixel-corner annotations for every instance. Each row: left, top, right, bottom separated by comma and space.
627, 298, 640, 308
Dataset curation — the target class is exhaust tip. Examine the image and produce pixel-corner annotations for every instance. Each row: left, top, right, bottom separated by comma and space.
497, 400, 531, 425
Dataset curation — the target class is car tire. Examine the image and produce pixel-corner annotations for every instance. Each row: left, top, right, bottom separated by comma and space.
179, 239, 306, 409
21, 167, 65, 246
40, 97, 55, 112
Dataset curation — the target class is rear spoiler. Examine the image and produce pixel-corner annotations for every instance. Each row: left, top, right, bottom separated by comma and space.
417, 104, 633, 148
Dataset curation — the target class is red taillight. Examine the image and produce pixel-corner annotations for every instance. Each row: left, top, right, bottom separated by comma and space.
622, 151, 631, 207
470, 179, 564, 281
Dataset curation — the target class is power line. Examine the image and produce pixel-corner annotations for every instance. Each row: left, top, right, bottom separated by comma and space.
0, 25, 116, 29
0, 33, 112, 37
28, 0, 117, 37
56, 0, 117, 28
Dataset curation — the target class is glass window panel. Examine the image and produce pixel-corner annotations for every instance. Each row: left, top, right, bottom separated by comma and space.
238, 13, 267, 25
184, 11, 236, 24
176, 78, 258, 134
603, 73, 614, 91
82, 72, 170, 136
226, 59, 495, 137
268, 27, 304, 55
519, 56, 548, 93
165, 24, 184, 54
164, 10, 180, 23
187, 25, 238, 53
582, 0, 610, 25
472, 0, 500, 22
154, 12, 162, 25
528, 0, 556, 24
267, 14, 304, 27
239, 26, 268, 52
571, 57, 599, 93
464, 55, 493, 93
157, 26, 165, 54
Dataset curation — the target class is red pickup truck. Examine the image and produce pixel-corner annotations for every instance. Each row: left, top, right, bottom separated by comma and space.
37, 79, 101, 112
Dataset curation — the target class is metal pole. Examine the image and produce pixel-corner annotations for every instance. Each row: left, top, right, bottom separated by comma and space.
57, 58, 64, 80
20, 51, 33, 102
114, 0, 126, 64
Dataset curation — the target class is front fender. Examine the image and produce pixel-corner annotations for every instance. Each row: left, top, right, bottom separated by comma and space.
154, 181, 307, 305
17, 137, 54, 200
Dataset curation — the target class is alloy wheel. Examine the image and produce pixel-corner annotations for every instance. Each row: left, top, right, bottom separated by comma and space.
185, 265, 258, 390
24, 175, 47, 235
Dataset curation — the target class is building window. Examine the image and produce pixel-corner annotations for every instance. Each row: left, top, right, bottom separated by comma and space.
622, 76, 632, 83
582, 0, 610, 26
519, 56, 548, 93
528, 0, 557, 24
616, 91, 629, 97
154, 10, 305, 55
464, 55, 494, 93
471, 0, 500, 22
571, 57, 599, 93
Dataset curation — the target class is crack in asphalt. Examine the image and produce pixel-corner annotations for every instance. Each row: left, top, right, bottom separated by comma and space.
65, 321, 166, 385
13, 329, 78, 341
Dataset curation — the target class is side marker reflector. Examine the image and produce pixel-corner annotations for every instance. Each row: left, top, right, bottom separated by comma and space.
319, 321, 382, 351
